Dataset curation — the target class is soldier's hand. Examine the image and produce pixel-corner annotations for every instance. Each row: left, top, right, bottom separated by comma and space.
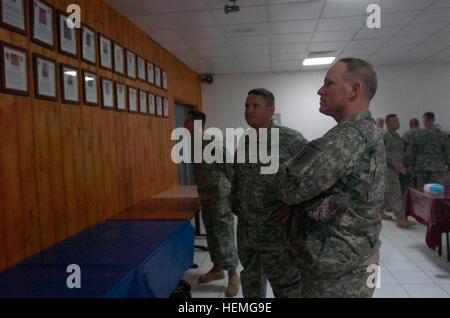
270, 206, 290, 223
394, 162, 405, 172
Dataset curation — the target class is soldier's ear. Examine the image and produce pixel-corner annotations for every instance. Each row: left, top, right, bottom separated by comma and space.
349, 81, 362, 100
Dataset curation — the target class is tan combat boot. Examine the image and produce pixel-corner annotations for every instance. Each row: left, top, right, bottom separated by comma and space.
380, 210, 393, 220
198, 268, 225, 284
396, 217, 416, 228
225, 271, 240, 297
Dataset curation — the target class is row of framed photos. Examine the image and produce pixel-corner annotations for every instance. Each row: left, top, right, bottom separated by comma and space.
0, 0, 168, 89
0, 41, 169, 117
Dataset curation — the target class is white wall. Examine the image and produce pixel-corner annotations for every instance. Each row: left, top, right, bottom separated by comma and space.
202, 63, 450, 141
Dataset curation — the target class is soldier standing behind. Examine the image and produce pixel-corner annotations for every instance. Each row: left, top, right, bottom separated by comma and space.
383, 114, 415, 228
407, 112, 450, 188
184, 110, 240, 297
276, 58, 385, 297
401, 118, 420, 190
232, 88, 307, 298
376, 117, 384, 130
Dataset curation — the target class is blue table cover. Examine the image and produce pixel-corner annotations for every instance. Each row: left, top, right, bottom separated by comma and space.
0, 220, 194, 298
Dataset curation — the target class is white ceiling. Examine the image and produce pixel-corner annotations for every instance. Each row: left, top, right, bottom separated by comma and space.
105, 0, 450, 74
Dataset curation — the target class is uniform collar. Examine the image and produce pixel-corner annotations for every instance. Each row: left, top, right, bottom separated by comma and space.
338, 110, 372, 126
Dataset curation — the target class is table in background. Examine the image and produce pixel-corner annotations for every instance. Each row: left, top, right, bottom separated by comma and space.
0, 220, 194, 297
405, 187, 450, 261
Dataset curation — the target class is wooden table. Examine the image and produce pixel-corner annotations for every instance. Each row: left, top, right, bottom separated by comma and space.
110, 186, 200, 221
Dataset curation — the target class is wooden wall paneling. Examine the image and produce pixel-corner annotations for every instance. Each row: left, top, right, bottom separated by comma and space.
0, 90, 25, 268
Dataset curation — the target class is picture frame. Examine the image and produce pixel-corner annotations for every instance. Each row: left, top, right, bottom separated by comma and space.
161, 69, 168, 90
33, 53, 56, 100
146, 60, 154, 85
154, 65, 161, 88
127, 85, 137, 113
113, 41, 124, 75
80, 23, 96, 65
82, 69, 98, 106
98, 33, 112, 70
60, 63, 80, 105
0, 0, 27, 35
126, 49, 136, 79
56, 9, 77, 58
148, 93, 155, 115
115, 82, 126, 112
0, 41, 29, 96
163, 97, 169, 117
156, 95, 162, 117
139, 89, 147, 115
137, 55, 146, 82
100, 77, 114, 110
30, 0, 54, 50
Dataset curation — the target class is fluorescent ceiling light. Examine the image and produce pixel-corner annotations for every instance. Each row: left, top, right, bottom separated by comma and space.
85, 76, 94, 82
64, 71, 77, 76
302, 57, 335, 66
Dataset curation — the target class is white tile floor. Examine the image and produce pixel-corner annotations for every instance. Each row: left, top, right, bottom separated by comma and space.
182, 218, 450, 298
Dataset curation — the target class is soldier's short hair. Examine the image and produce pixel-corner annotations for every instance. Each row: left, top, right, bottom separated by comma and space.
385, 114, 397, 124
409, 118, 419, 128
423, 112, 435, 121
188, 110, 206, 127
338, 58, 378, 101
248, 88, 275, 107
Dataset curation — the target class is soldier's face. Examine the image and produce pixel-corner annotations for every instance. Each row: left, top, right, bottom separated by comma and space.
184, 114, 194, 134
245, 94, 274, 129
317, 62, 352, 118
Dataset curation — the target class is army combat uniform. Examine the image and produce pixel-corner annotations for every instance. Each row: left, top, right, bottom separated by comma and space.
382, 130, 406, 219
277, 110, 386, 298
406, 126, 449, 188
401, 128, 420, 190
194, 138, 239, 271
231, 122, 307, 298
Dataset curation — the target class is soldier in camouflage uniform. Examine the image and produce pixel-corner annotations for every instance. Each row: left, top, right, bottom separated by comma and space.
184, 111, 240, 297
383, 114, 415, 228
231, 88, 307, 298
406, 112, 450, 188
401, 118, 420, 190
275, 58, 385, 298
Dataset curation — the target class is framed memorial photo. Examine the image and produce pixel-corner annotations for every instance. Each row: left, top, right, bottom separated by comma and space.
101, 77, 114, 110
161, 69, 168, 90
33, 53, 56, 100
148, 93, 155, 115
60, 63, 79, 104
156, 95, 162, 117
146, 60, 154, 85
0, 42, 29, 95
115, 82, 126, 112
139, 89, 147, 115
113, 42, 124, 75
126, 50, 136, 79
154, 65, 161, 88
30, 0, 54, 49
137, 55, 146, 82
56, 10, 77, 58
0, 0, 27, 34
163, 97, 169, 118
81, 23, 96, 65
98, 33, 112, 70
82, 69, 98, 106
127, 86, 137, 113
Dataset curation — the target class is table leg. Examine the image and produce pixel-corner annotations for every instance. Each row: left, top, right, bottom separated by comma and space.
438, 233, 442, 256
447, 232, 449, 262
194, 209, 208, 252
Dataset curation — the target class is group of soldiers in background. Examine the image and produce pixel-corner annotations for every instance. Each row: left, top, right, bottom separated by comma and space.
184, 57, 449, 298
376, 113, 449, 228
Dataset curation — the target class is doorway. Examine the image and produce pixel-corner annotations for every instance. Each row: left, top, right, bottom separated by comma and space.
174, 101, 196, 186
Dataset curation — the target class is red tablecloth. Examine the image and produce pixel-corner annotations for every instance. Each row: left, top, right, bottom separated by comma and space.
405, 187, 450, 250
